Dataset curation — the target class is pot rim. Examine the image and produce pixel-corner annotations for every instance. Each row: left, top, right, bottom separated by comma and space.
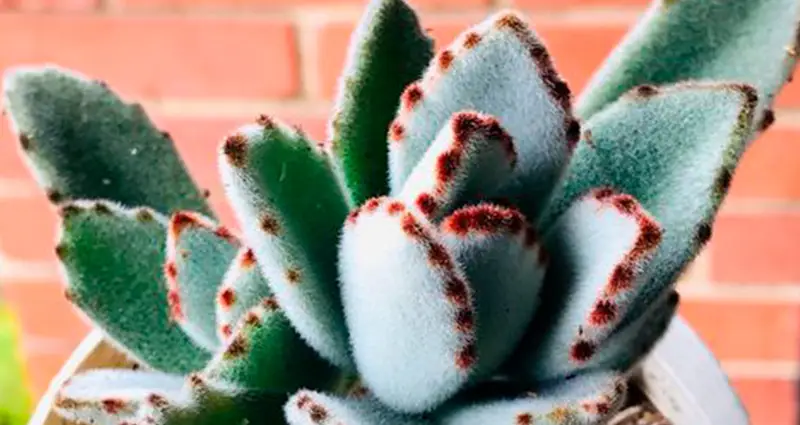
26, 315, 748, 425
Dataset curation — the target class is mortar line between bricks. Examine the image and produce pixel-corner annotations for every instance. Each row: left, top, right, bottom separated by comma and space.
722, 360, 799, 379
678, 283, 800, 303
90, 5, 645, 23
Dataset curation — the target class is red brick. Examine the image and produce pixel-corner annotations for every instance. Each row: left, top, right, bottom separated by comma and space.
23, 352, 76, 399
733, 379, 796, 425
776, 72, 800, 107
2, 282, 90, 351
112, 0, 489, 11
511, 0, 648, 7
709, 213, 800, 283
729, 128, 800, 201
0, 193, 59, 263
679, 299, 799, 360
0, 15, 298, 99
2, 0, 100, 11
315, 20, 626, 100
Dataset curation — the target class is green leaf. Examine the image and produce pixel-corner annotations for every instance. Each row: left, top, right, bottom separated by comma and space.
215, 248, 273, 343
284, 390, 428, 425
0, 304, 31, 425
219, 118, 352, 369
327, 0, 434, 206
2, 65, 212, 217
511, 188, 662, 383
165, 211, 240, 351
577, 0, 800, 130
204, 300, 339, 394
543, 83, 756, 327
387, 11, 577, 222
57, 200, 209, 373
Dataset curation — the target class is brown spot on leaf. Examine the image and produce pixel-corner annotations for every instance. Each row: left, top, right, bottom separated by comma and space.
256, 114, 275, 128
364, 197, 382, 212
436, 150, 462, 189
389, 120, 405, 142
170, 211, 197, 238
759, 109, 776, 132
147, 394, 169, 409
633, 85, 659, 98
286, 268, 301, 284
635, 218, 662, 254
570, 339, 595, 362
716, 168, 733, 193
58, 204, 82, 218
164, 261, 178, 280
220, 324, 232, 338
416, 193, 438, 217
135, 208, 154, 222
444, 278, 469, 306
463, 32, 482, 49
455, 309, 474, 332
387, 201, 405, 216
589, 299, 617, 326
594, 187, 615, 200
202, 189, 211, 198
455, 343, 477, 369
241, 249, 257, 268
495, 13, 526, 32
101, 399, 126, 414
218, 288, 236, 310
611, 195, 636, 215
607, 263, 634, 295
223, 133, 248, 167
167, 290, 183, 321
516, 413, 533, 425
296, 394, 312, 409
45, 189, 63, 203
438, 50, 455, 71
400, 213, 426, 239
18, 133, 31, 150
442, 204, 525, 236
402, 83, 424, 110
258, 213, 281, 235
347, 208, 361, 224
696, 222, 713, 245
427, 242, 454, 271
224, 335, 248, 359
244, 311, 261, 326
566, 119, 581, 150
92, 202, 112, 215
262, 296, 279, 310
214, 226, 237, 243
309, 404, 328, 423
55, 243, 68, 260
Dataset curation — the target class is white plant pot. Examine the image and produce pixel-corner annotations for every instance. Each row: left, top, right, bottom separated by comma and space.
25, 315, 749, 425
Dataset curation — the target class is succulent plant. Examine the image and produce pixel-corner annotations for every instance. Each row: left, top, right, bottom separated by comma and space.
2, 0, 798, 423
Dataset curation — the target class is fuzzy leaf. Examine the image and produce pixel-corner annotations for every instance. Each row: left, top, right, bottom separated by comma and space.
165, 212, 240, 351
56, 201, 209, 373
204, 300, 339, 393
53, 369, 185, 425
436, 372, 627, 425
388, 11, 577, 221
215, 248, 272, 343
2, 65, 211, 216
440, 203, 546, 379
543, 83, 756, 322
327, 0, 434, 206
134, 374, 285, 425
399, 112, 517, 220
284, 390, 428, 425
577, 0, 800, 130
339, 197, 475, 413
586, 290, 679, 373
219, 118, 352, 369
512, 189, 662, 382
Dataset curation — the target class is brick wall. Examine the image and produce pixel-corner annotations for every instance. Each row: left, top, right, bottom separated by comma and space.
0, 1, 796, 424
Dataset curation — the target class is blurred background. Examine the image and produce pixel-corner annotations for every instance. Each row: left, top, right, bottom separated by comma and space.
0, 0, 796, 424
